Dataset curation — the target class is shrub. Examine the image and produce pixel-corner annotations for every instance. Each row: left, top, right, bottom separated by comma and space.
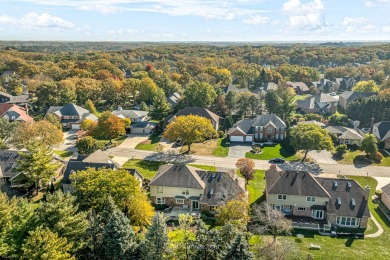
251, 146, 262, 154
375, 190, 382, 197
369, 151, 383, 161
76, 136, 105, 154
304, 113, 322, 122
335, 144, 347, 157
218, 130, 225, 138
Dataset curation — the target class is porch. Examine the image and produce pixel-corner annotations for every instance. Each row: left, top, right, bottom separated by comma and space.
163, 206, 201, 221
287, 216, 331, 231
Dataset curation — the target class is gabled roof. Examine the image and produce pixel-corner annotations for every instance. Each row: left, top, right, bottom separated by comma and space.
287, 81, 309, 91
265, 169, 330, 198
174, 107, 220, 124
0, 104, 33, 123
112, 109, 149, 119
167, 92, 181, 106
261, 82, 278, 92
297, 95, 315, 109
339, 91, 376, 101
229, 118, 256, 135
315, 178, 370, 218
131, 121, 157, 129
373, 121, 390, 140
150, 164, 206, 189
381, 183, 390, 197
47, 103, 89, 117
0, 91, 29, 104
0, 150, 20, 179
314, 93, 338, 103
82, 150, 113, 163
338, 128, 363, 141
229, 114, 286, 135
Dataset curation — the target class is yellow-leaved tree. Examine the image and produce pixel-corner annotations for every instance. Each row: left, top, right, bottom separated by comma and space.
163, 115, 216, 152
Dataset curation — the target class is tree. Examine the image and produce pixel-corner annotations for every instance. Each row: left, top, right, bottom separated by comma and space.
219, 222, 239, 251
85, 99, 97, 115
236, 92, 252, 117
45, 114, 62, 129
235, 158, 255, 184
163, 115, 216, 152
139, 77, 159, 104
223, 115, 234, 130
140, 101, 149, 111
80, 119, 97, 133
225, 91, 237, 114
360, 134, 378, 157
248, 94, 261, 117
250, 204, 292, 243
35, 191, 88, 252
126, 193, 155, 228
0, 192, 14, 256
256, 239, 299, 260
93, 112, 125, 141
0, 118, 16, 147
183, 81, 217, 108
335, 144, 347, 157
289, 124, 334, 161
191, 220, 221, 260
121, 118, 131, 128
223, 234, 254, 260
143, 213, 171, 260
21, 228, 74, 260
264, 90, 279, 115
175, 214, 193, 260
70, 168, 141, 211
353, 80, 380, 92
275, 85, 297, 123
149, 88, 171, 120
76, 136, 104, 154
103, 198, 136, 260
16, 142, 60, 194
216, 199, 250, 226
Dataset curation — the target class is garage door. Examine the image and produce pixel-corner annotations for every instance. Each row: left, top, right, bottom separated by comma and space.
230, 136, 244, 142
245, 136, 253, 142
71, 124, 80, 130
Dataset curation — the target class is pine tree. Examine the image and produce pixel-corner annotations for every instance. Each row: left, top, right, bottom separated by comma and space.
140, 101, 149, 111
223, 115, 234, 130
35, 191, 88, 252
219, 222, 239, 251
174, 214, 193, 260
150, 89, 171, 120
85, 99, 97, 115
224, 234, 254, 260
143, 213, 170, 259
191, 220, 221, 260
0, 192, 14, 256
225, 91, 237, 115
103, 198, 136, 260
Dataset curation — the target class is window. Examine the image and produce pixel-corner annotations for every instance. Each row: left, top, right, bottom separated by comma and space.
157, 187, 163, 193
306, 196, 316, 202
156, 198, 165, 204
280, 127, 284, 132
277, 194, 287, 200
268, 127, 273, 133
72, 116, 78, 119
182, 189, 189, 195
297, 207, 306, 211
10, 116, 15, 120
176, 199, 184, 204
336, 217, 359, 227
312, 210, 324, 219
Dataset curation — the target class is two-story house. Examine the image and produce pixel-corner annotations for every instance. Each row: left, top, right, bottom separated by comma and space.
0, 91, 29, 106
338, 91, 376, 110
297, 93, 338, 114
46, 103, 98, 130
149, 164, 246, 212
0, 104, 33, 124
164, 107, 220, 131
265, 166, 370, 230
372, 121, 390, 149
228, 114, 286, 142
286, 81, 310, 94
112, 107, 150, 123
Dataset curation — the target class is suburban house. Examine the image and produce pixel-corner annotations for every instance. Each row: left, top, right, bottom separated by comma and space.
149, 164, 246, 212
0, 91, 29, 105
112, 107, 150, 123
130, 121, 157, 134
335, 77, 357, 91
324, 125, 364, 145
46, 103, 98, 130
0, 104, 33, 124
298, 120, 325, 127
227, 114, 286, 142
265, 166, 370, 230
167, 92, 181, 108
311, 78, 339, 93
372, 121, 390, 149
224, 84, 262, 96
338, 91, 376, 110
380, 183, 390, 212
260, 82, 278, 94
297, 93, 338, 114
286, 81, 310, 94
164, 107, 220, 131
62, 150, 143, 193
0, 150, 20, 180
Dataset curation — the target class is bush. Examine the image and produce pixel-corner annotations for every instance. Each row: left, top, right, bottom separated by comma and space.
76, 136, 105, 154
153, 204, 169, 210
375, 190, 382, 197
369, 151, 383, 161
218, 130, 225, 138
304, 113, 322, 122
251, 146, 262, 154
335, 144, 347, 157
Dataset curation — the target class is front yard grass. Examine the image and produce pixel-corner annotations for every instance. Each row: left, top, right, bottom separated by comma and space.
53, 150, 73, 158
180, 139, 219, 156
335, 149, 390, 166
188, 164, 216, 171
212, 138, 229, 157
135, 133, 163, 152
245, 144, 300, 161
247, 170, 265, 206
122, 159, 164, 180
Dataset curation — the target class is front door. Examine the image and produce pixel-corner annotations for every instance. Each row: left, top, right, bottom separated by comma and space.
192, 201, 199, 210
312, 210, 324, 219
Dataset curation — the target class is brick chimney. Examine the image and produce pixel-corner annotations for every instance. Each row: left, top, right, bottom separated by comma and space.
364, 185, 370, 200
24, 103, 29, 115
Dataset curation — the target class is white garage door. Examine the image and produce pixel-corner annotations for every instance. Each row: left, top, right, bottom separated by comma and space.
245, 136, 253, 142
230, 136, 244, 142
71, 124, 80, 130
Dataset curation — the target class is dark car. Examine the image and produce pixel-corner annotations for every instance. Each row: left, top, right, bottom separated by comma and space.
268, 158, 285, 164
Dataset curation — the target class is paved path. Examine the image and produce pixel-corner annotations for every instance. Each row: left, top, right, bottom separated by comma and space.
228, 143, 252, 158
106, 146, 390, 177
308, 150, 337, 164
365, 213, 384, 238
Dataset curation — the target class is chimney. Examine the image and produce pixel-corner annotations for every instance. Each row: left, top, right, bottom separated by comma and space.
369, 118, 375, 134
364, 185, 370, 200
270, 164, 277, 170
24, 103, 29, 115
118, 106, 123, 111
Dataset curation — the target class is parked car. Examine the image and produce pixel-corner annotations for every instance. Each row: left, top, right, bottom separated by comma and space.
268, 158, 285, 164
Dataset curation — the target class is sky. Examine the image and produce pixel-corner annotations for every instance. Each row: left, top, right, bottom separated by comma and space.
0, 0, 390, 42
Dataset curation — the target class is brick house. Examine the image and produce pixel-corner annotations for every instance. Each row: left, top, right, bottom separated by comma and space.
227, 114, 286, 142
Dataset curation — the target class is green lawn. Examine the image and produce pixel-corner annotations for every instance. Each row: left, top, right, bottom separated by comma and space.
247, 170, 266, 206
293, 94, 312, 102
212, 138, 229, 157
53, 150, 73, 158
188, 164, 217, 171
135, 133, 163, 152
245, 144, 300, 161
336, 149, 390, 166
122, 159, 164, 180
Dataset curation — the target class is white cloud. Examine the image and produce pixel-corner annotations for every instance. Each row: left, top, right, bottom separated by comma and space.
0, 13, 74, 28
383, 25, 390, 32
365, 0, 390, 7
342, 17, 375, 33
342, 17, 368, 26
282, 0, 326, 29
78, 4, 123, 14
242, 15, 270, 25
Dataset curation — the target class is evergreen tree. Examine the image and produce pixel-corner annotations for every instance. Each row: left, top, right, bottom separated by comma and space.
85, 99, 97, 115
78, 211, 105, 260
21, 228, 74, 260
103, 198, 136, 259
143, 213, 170, 259
16, 142, 60, 194
219, 222, 239, 251
225, 91, 237, 115
174, 214, 193, 260
223, 115, 234, 130
35, 191, 88, 252
224, 235, 254, 260
248, 95, 261, 117
191, 220, 221, 260
140, 101, 149, 111
149, 89, 171, 120
0, 192, 14, 256
360, 134, 378, 157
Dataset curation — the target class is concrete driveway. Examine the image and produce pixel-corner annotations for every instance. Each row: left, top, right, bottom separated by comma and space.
56, 130, 77, 151
228, 143, 252, 158
118, 134, 150, 149
308, 150, 338, 164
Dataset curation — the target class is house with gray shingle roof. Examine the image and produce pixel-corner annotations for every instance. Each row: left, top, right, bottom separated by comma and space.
227, 114, 286, 142
372, 121, 390, 149
265, 166, 370, 230
324, 125, 364, 145
149, 164, 246, 212
167, 92, 181, 108
46, 103, 98, 130
338, 91, 376, 110
164, 107, 220, 131
286, 81, 310, 94
112, 107, 150, 123
381, 183, 390, 212
297, 93, 338, 115
0, 91, 29, 105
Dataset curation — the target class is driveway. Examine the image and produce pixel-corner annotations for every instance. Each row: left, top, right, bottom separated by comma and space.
308, 150, 338, 164
56, 130, 77, 151
117, 134, 150, 149
228, 143, 252, 158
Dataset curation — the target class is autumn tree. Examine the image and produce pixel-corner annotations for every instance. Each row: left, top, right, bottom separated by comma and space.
163, 115, 216, 152
0, 192, 14, 256
236, 158, 255, 184
353, 80, 380, 92
76, 136, 104, 154
93, 112, 125, 141
289, 124, 334, 161
126, 193, 155, 228
182, 81, 217, 108
0, 118, 16, 147
175, 214, 193, 260
216, 199, 250, 226
360, 134, 378, 157
139, 77, 159, 104
85, 99, 97, 115
45, 114, 62, 129
80, 119, 97, 133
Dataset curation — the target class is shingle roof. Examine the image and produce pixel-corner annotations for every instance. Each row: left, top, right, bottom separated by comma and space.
287, 81, 309, 91
297, 96, 315, 109
230, 118, 256, 134
381, 183, 390, 197
0, 104, 33, 123
150, 164, 206, 189
315, 178, 370, 218
112, 109, 149, 119
0, 150, 20, 178
0, 91, 29, 104
174, 107, 220, 124
229, 114, 285, 135
47, 103, 89, 117
339, 91, 376, 101
314, 93, 338, 103
265, 169, 330, 198
131, 121, 157, 128
167, 92, 181, 106
373, 121, 390, 140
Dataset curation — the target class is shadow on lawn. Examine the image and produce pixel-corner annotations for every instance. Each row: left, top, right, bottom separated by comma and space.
251, 194, 266, 207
